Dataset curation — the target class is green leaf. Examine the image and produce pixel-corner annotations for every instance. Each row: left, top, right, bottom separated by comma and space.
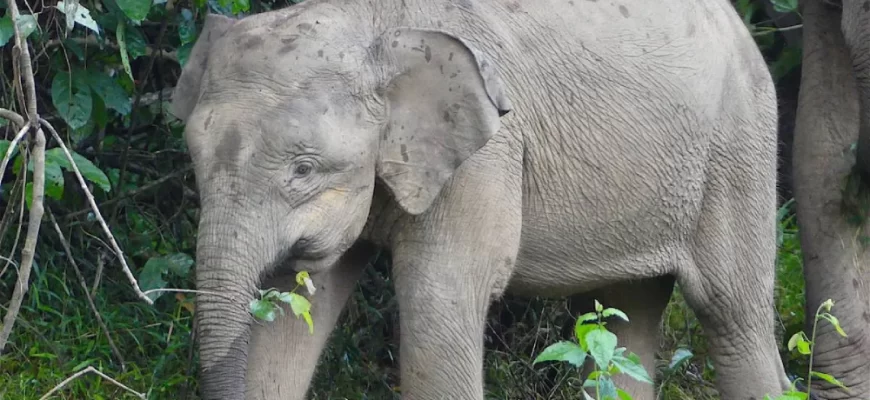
667, 348, 693, 371
287, 293, 311, 317
232, 0, 250, 13
0, 14, 14, 47
616, 388, 633, 400
0, 140, 15, 161
70, 152, 111, 192
117, 21, 134, 81
56, 1, 101, 34
810, 371, 849, 390
92, 95, 109, 131
87, 70, 132, 116
44, 158, 65, 201
611, 354, 653, 384
602, 307, 629, 322
576, 312, 598, 325
24, 182, 33, 209
820, 313, 848, 337
163, 253, 194, 277
117, 0, 153, 23
178, 8, 197, 44
788, 332, 812, 355
575, 323, 598, 352
177, 42, 194, 67
1, 13, 39, 46
532, 341, 587, 367
598, 375, 617, 399
771, 0, 799, 13
51, 70, 93, 130
139, 259, 168, 301
249, 299, 277, 322
586, 328, 618, 371
125, 25, 148, 59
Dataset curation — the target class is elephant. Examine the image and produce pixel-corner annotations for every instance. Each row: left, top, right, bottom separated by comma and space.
791, 0, 870, 398
169, 0, 792, 399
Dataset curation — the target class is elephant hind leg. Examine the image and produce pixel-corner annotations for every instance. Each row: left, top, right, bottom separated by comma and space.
676, 158, 789, 398
569, 276, 676, 400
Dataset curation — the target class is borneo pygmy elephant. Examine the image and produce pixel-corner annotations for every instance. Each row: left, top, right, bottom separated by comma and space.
170, 0, 792, 399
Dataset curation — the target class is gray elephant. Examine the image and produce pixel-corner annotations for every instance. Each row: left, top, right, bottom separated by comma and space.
170, 0, 791, 399
791, 0, 870, 398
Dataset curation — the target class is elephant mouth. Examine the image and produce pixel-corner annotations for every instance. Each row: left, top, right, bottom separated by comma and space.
259, 241, 336, 285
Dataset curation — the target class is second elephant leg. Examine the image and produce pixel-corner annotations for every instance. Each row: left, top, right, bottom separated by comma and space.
572, 276, 675, 400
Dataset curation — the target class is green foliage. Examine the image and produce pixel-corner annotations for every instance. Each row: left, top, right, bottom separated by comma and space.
249, 271, 315, 333
534, 300, 652, 400
765, 299, 851, 400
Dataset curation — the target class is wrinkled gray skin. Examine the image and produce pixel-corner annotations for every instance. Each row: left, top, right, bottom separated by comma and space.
170, 1, 791, 399
793, 0, 870, 398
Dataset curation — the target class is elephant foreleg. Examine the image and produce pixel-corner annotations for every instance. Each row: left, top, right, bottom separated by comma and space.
390, 133, 523, 400
243, 243, 374, 400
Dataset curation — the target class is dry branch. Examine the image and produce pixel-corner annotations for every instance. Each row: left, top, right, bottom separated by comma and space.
39, 119, 154, 305
38, 366, 146, 400
0, 0, 46, 354
0, 107, 25, 127
0, 124, 30, 184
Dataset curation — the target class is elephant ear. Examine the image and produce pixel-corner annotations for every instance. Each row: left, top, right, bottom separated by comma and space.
372, 28, 512, 215
170, 14, 236, 122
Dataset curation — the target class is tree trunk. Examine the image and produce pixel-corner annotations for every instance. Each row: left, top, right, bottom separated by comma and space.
793, 0, 870, 397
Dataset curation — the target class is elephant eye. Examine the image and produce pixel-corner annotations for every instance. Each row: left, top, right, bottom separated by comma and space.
293, 161, 315, 178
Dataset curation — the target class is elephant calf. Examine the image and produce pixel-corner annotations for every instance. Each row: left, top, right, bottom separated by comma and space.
171, 0, 791, 399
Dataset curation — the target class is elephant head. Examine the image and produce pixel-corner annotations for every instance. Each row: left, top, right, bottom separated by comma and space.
170, 8, 510, 399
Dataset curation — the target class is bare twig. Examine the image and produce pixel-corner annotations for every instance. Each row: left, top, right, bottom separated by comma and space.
43, 36, 179, 62
0, 159, 26, 281
91, 251, 105, 297
64, 165, 193, 220
141, 287, 234, 302
0, 128, 44, 353
0, 0, 46, 354
38, 366, 146, 400
47, 210, 127, 371
40, 119, 154, 305
0, 107, 25, 127
0, 124, 29, 185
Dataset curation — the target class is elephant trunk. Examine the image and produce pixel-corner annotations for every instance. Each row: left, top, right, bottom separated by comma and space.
194, 211, 264, 400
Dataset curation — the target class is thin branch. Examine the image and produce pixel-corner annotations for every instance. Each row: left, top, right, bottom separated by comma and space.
91, 251, 104, 297
0, 108, 25, 127
0, 157, 26, 281
38, 366, 146, 400
0, 124, 29, 185
0, 127, 44, 353
43, 37, 179, 62
140, 288, 237, 302
40, 118, 154, 305
10, 4, 37, 120
0, 0, 45, 355
64, 165, 193, 220
47, 210, 127, 371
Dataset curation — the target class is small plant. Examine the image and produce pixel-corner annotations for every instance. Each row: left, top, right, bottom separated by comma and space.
533, 300, 652, 400
249, 271, 317, 334
765, 298, 850, 400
